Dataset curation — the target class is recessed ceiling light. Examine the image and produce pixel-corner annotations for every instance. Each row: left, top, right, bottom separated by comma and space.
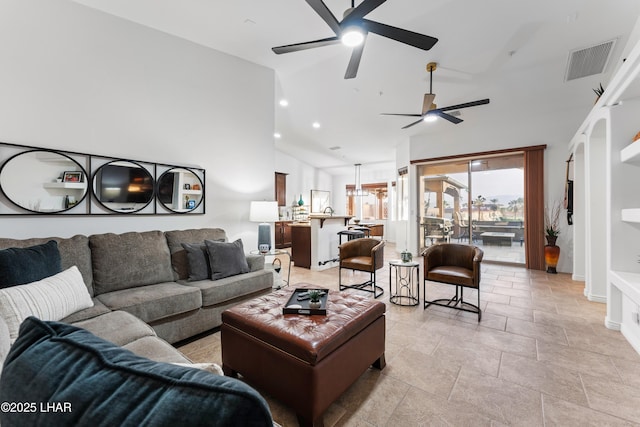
274, 132, 281, 139
279, 99, 289, 107
423, 115, 437, 123
312, 122, 321, 129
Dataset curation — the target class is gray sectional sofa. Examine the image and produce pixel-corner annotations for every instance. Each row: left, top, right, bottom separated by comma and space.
0, 228, 273, 362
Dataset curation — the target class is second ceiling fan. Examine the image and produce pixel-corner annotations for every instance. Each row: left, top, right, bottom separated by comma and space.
382, 62, 490, 128
272, 0, 438, 79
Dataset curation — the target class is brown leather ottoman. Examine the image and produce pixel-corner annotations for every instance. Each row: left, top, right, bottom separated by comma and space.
221, 285, 386, 427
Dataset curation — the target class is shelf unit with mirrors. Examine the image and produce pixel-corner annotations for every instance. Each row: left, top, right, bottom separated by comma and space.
569, 35, 640, 354
0, 141, 205, 215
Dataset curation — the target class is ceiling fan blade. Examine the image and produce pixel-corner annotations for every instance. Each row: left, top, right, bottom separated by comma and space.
305, 0, 342, 35
422, 93, 435, 115
361, 19, 438, 50
343, 0, 387, 23
344, 33, 368, 79
272, 36, 340, 54
439, 98, 490, 112
402, 118, 426, 129
434, 110, 463, 124
380, 113, 423, 117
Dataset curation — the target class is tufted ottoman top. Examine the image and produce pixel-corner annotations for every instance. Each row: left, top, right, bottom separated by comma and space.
222, 285, 385, 365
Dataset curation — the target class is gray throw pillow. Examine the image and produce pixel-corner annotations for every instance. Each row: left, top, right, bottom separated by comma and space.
204, 239, 249, 280
180, 242, 212, 281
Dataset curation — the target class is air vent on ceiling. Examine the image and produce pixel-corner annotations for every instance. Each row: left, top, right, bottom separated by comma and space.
329, 146, 341, 151
565, 39, 616, 81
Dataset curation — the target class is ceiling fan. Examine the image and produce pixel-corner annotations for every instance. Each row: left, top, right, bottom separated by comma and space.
381, 62, 490, 128
271, 0, 438, 79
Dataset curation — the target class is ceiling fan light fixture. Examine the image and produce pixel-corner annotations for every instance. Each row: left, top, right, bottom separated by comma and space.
341, 27, 364, 47
423, 115, 437, 123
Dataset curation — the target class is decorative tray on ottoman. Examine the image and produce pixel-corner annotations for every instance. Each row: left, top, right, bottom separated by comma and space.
283, 288, 329, 315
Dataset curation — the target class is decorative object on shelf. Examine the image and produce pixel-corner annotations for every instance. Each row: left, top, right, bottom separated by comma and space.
184, 183, 191, 190
249, 200, 279, 251
544, 202, 562, 273
593, 83, 605, 104
62, 171, 83, 182
401, 249, 412, 263
258, 244, 269, 254
192, 183, 201, 191
298, 194, 304, 206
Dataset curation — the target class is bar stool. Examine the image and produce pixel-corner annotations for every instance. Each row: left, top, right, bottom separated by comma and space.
348, 226, 371, 237
338, 229, 365, 245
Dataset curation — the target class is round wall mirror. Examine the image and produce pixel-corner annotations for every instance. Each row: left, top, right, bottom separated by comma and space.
93, 160, 154, 213
157, 167, 204, 213
0, 150, 88, 213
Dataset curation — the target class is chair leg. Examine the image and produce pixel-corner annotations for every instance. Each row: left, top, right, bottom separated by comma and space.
339, 268, 383, 298
423, 282, 481, 320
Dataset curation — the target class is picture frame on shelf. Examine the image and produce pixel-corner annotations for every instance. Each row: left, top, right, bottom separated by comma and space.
62, 171, 83, 182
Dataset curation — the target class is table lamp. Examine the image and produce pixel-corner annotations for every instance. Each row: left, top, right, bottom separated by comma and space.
249, 201, 279, 252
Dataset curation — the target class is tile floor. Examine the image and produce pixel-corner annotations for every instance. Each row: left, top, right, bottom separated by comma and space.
177, 244, 640, 427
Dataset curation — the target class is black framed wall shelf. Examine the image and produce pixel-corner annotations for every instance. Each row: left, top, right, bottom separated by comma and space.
0, 142, 205, 216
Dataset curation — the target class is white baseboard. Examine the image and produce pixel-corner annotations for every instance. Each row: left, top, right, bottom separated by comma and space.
605, 316, 621, 330
621, 324, 640, 355
587, 294, 607, 304
572, 274, 585, 281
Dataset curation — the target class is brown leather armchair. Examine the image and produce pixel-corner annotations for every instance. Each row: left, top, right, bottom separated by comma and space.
339, 238, 385, 298
422, 243, 484, 320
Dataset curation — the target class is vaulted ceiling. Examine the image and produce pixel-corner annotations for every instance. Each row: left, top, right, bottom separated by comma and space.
72, 0, 640, 172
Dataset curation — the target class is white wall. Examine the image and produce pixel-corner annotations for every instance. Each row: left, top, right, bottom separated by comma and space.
0, 0, 275, 248
275, 150, 332, 214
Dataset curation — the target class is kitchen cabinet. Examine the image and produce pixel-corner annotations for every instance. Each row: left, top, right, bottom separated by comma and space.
275, 172, 287, 207
275, 221, 292, 249
291, 225, 311, 268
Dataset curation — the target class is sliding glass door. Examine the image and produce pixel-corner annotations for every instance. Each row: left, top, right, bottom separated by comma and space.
417, 153, 525, 264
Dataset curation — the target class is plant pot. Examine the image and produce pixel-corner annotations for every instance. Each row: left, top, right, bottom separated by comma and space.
309, 301, 322, 309
545, 235, 560, 274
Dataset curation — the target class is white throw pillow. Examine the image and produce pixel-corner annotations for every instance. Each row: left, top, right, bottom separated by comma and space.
0, 266, 93, 343
172, 362, 224, 376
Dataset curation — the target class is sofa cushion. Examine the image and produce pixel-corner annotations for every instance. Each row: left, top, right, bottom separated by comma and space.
60, 299, 111, 324
0, 317, 273, 427
0, 240, 61, 288
96, 282, 202, 324
205, 239, 249, 280
0, 266, 93, 343
165, 228, 227, 280
181, 242, 214, 281
0, 235, 94, 296
122, 335, 191, 364
90, 230, 174, 294
184, 270, 273, 307
70, 310, 156, 347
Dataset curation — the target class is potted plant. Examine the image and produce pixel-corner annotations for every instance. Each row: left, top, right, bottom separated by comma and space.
544, 202, 561, 273
308, 290, 322, 309
593, 83, 605, 104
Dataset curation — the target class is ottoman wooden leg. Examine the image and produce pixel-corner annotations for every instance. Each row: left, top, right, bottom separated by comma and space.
297, 414, 324, 427
372, 353, 386, 370
222, 365, 238, 378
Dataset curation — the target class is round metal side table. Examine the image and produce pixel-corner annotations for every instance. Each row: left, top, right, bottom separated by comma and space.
388, 260, 420, 306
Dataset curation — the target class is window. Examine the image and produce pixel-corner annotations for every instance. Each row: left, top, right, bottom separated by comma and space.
346, 182, 390, 220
